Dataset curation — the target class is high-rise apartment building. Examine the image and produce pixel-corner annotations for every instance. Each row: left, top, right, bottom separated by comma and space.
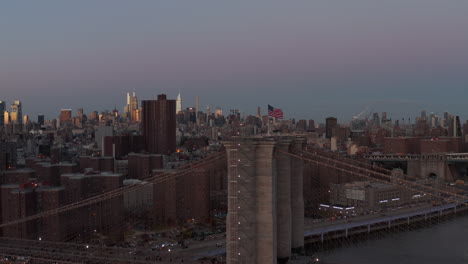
10, 101, 22, 125
89, 111, 98, 121
0, 101, 5, 127
421, 110, 427, 120
176, 92, 182, 114
4, 111, 10, 125
77, 108, 84, 121
130, 92, 139, 122
381, 112, 387, 123
38, 114, 45, 126
60, 109, 72, 126
308, 120, 315, 131
372, 113, 380, 128
142, 94, 176, 155
124, 92, 140, 122
325, 117, 337, 139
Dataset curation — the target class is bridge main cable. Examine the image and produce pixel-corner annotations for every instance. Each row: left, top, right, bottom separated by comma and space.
296, 149, 467, 201
0, 152, 226, 229
280, 150, 467, 205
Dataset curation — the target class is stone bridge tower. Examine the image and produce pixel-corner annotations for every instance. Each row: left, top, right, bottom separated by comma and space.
223, 136, 306, 264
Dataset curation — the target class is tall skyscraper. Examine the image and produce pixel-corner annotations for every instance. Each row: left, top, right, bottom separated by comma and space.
130, 92, 139, 123
176, 92, 182, 114
38, 114, 45, 126
195, 96, 200, 124
454, 116, 462, 137
124, 91, 139, 122
308, 119, 315, 131
325, 117, 337, 139
215, 108, 223, 118
23, 115, 29, 124
77, 108, 84, 119
206, 105, 211, 123
142, 94, 176, 154
372, 113, 380, 128
60, 109, 72, 126
381, 112, 387, 123
10, 101, 22, 125
0, 101, 5, 127
4, 111, 10, 125
89, 111, 98, 121
421, 110, 427, 120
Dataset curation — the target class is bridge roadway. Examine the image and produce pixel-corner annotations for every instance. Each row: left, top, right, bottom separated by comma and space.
304, 201, 468, 241
365, 153, 468, 162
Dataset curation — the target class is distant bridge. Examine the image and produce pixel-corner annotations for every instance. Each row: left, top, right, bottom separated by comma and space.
365, 153, 468, 162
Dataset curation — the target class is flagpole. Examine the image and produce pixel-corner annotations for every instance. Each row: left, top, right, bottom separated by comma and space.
273, 117, 276, 133
267, 116, 271, 136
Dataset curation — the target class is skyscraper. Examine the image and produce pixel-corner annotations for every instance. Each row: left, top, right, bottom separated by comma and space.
176, 92, 182, 114
215, 108, 223, 119
142, 94, 176, 154
38, 114, 45, 126
60, 109, 72, 126
372, 113, 380, 128
206, 105, 211, 123
325, 117, 337, 139
195, 96, 200, 124
124, 92, 139, 122
308, 119, 315, 131
77, 108, 84, 119
10, 101, 22, 125
0, 101, 5, 127
381, 112, 387, 124
4, 111, 10, 125
130, 92, 139, 123
89, 111, 98, 121
421, 110, 427, 120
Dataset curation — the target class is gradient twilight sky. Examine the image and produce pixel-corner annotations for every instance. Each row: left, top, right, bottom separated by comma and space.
1, 1, 468, 122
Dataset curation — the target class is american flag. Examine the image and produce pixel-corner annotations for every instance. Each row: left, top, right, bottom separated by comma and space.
268, 104, 284, 119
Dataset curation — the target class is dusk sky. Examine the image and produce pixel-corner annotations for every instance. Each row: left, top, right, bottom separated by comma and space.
1, 1, 468, 122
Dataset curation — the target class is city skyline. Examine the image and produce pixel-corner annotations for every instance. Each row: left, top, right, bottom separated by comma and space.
1, 1, 468, 120
1, 92, 466, 123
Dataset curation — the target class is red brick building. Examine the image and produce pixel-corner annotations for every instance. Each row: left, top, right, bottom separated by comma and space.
142, 94, 176, 155
383, 137, 462, 154
103, 135, 145, 158
128, 153, 163, 180
153, 166, 218, 227
79, 156, 114, 172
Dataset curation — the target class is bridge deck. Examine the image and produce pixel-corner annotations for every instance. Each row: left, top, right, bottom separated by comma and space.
305, 201, 467, 237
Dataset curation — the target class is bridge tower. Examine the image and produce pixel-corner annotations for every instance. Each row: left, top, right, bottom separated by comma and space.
224, 136, 305, 264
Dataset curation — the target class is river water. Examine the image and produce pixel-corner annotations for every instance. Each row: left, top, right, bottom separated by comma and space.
309, 214, 468, 264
